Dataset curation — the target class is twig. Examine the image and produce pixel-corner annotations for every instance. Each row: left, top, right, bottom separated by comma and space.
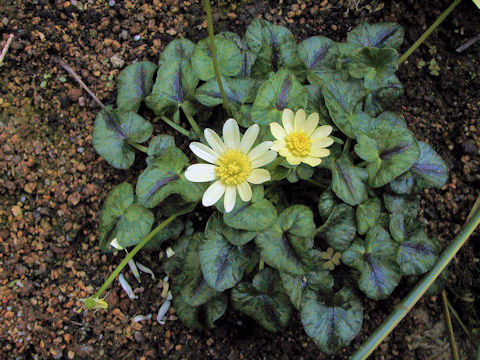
54, 57, 105, 108
456, 34, 480, 53
447, 298, 479, 348
0, 34, 14, 67
442, 290, 460, 360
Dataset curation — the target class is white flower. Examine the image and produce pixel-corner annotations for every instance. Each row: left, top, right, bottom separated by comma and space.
270, 108, 334, 167
185, 119, 276, 212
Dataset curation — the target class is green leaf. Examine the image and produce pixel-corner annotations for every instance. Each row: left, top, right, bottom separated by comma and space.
376, 111, 408, 128
98, 183, 154, 251
200, 228, 258, 291
364, 75, 404, 116
191, 36, 242, 81
145, 216, 184, 250
172, 285, 202, 329
356, 197, 382, 235
347, 22, 405, 50
323, 79, 368, 138
318, 203, 356, 251
146, 134, 176, 166
179, 233, 218, 306
325, 150, 369, 206
92, 106, 153, 169
298, 36, 338, 85
145, 39, 198, 115
231, 268, 292, 332
389, 170, 415, 195
222, 198, 277, 231
349, 47, 398, 90
396, 230, 439, 276
218, 32, 257, 78
412, 141, 448, 189
343, 226, 401, 300
301, 287, 363, 354
383, 193, 419, 217
354, 122, 420, 188
245, 19, 305, 80
116, 61, 157, 112
136, 142, 205, 208
255, 205, 317, 275
305, 84, 334, 126
205, 212, 256, 246
318, 188, 339, 220
206, 293, 228, 327
280, 269, 333, 310
251, 68, 308, 126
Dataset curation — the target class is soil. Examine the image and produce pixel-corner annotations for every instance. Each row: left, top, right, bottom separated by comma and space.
1, 0, 480, 359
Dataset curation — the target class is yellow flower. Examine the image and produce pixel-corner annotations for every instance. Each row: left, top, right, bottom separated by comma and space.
474, 0, 480, 9
185, 119, 277, 213
270, 109, 334, 167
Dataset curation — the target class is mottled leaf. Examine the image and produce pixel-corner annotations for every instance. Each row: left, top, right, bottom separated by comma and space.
116, 61, 157, 112
356, 197, 381, 235
347, 22, 405, 50
298, 36, 338, 85
318, 203, 356, 251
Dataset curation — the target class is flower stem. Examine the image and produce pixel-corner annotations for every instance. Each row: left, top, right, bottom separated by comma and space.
350, 200, 480, 360
442, 290, 460, 360
182, 109, 203, 139
398, 0, 462, 64
304, 178, 325, 188
202, 0, 231, 116
92, 215, 177, 300
159, 116, 191, 137
128, 141, 148, 153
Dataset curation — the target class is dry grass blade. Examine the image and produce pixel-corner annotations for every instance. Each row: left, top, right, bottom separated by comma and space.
0, 34, 14, 67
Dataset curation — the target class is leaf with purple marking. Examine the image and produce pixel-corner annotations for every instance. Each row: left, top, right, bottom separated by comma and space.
354, 122, 420, 188
98, 182, 154, 251
116, 61, 157, 112
396, 229, 439, 276
342, 226, 401, 300
245, 19, 305, 80
217, 31, 257, 78
364, 75, 404, 117
298, 36, 339, 85
412, 141, 448, 189
255, 205, 317, 276
317, 203, 356, 252
92, 106, 153, 169
347, 22, 405, 50
251, 68, 307, 126
136, 140, 205, 208
349, 47, 398, 90
356, 197, 381, 235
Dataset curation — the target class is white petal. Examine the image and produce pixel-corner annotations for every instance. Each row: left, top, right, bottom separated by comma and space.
312, 137, 334, 148
251, 150, 277, 168
248, 141, 273, 161
309, 148, 331, 158
224, 186, 236, 213
204, 128, 227, 153
247, 168, 271, 184
237, 182, 252, 202
239, 124, 259, 154
282, 109, 294, 133
185, 164, 218, 182
311, 125, 333, 140
270, 122, 287, 140
190, 142, 219, 164
286, 155, 301, 165
302, 156, 322, 167
304, 113, 319, 135
202, 180, 226, 207
223, 118, 240, 149
271, 141, 287, 152
294, 109, 306, 131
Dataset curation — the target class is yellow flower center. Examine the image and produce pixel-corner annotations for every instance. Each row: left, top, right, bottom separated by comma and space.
216, 150, 251, 186
286, 131, 311, 157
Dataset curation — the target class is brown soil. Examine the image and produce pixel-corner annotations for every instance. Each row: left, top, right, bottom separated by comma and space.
1, 0, 479, 359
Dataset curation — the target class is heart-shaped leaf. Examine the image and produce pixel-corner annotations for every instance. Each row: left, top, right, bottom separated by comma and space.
205, 212, 256, 246
221, 198, 277, 231
245, 19, 305, 80
383, 193, 419, 217
218, 32, 257, 78
200, 227, 258, 291
92, 106, 153, 169
343, 226, 401, 300
231, 268, 292, 332
136, 141, 205, 208
98, 182, 154, 251
396, 230, 439, 276
206, 293, 228, 327
301, 287, 363, 354
364, 75, 404, 116
317, 203, 356, 251
305, 84, 334, 126
412, 141, 448, 189
318, 188, 339, 220
354, 122, 420, 188
251, 68, 308, 126
323, 79, 368, 138
356, 197, 382, 235
347, 22, 404, 50
255, 205, 317, 275
116, 61, 157, 112
298, 36, 338, 85
349, 47, 398, 90
191, 36, 243, 81
280, 269, 333, 310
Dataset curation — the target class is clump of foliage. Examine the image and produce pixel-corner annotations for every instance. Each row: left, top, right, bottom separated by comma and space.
91, 19, 448, 354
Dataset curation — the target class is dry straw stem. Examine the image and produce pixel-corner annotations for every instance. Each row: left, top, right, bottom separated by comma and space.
0, 34, 14, 67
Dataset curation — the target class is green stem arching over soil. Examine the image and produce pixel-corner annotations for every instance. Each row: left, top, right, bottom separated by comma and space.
182, 108, 203, 139
350, 200, 480, 360
128, 141, 148, 153
91, 215, 177, 301
398, 0, 462, 64
159, 116, 191, 137
202, 0, 232, 116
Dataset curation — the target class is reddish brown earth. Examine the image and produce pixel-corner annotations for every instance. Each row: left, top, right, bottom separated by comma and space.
1, 0, 479, 359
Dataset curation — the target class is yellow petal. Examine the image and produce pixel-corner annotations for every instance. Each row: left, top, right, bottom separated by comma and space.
270, 122, 287, 140
294, 109, 306, 131
302, 156, 322, 167
309, 147, 330, 158
311, 125, 333, 140
282, 109, 294, 133
247, 169, 271, 184
304, 113, 319, 135
237, 182, 252, 202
